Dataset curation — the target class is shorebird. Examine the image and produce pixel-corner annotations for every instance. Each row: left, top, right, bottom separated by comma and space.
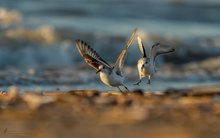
134, 36, 175, 85
75, 28, 137, 92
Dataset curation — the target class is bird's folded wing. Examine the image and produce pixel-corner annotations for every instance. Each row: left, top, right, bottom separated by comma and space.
137, 36, 147, 58
75, 39, 112, 71
114, 28, 137, 75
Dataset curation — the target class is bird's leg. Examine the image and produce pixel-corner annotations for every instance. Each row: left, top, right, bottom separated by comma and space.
133, 79, 142, 85
122, 85, 130, 92
147, 75, 151, 84
117, 86, 123, 93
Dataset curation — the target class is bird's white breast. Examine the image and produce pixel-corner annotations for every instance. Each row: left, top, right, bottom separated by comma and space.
137, 59, 151, 79
99, 71, 123, 87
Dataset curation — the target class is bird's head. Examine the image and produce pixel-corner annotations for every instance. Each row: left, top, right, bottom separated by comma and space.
96, 65, 105, 74
142, 58, 150, 69
138, 58, 150, 70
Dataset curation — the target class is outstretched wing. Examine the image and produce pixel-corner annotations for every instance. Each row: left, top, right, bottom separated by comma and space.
150, 42, 175, 72
113, 28, 137, 75
75, 39, 112, 71
137, 36, 147, 58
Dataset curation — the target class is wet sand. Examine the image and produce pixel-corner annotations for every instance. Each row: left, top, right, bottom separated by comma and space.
1, 86, 220, 138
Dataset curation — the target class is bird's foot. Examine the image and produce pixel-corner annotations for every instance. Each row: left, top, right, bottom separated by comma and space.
117, 87, 123, 93
122, 85, 130, 92
133, 82, 140, 86
133, 80, 142, 86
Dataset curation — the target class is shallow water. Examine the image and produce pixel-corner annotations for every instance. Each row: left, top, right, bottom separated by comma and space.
1, 78, 220, 92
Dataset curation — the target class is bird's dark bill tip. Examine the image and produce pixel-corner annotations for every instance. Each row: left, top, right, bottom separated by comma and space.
75, 39, 81, 43
96, 69, 101, 74
170, 48, 175, 52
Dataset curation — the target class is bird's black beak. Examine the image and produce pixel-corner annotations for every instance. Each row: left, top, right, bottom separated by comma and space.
141, 65, 145, 70
170, 48, 175, 52
96, 69, 101, 74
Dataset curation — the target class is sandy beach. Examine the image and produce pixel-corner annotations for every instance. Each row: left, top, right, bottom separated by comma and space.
1, 86, 220, 138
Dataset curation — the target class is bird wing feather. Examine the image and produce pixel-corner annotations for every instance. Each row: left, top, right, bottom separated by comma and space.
137, 36, 147, 58
113, 28, 137, 75
75, 39, 112, 71
150, 43, 175, 72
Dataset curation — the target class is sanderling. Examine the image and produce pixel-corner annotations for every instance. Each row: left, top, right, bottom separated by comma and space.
75, 28, 137, 92
134, 36, 175, 85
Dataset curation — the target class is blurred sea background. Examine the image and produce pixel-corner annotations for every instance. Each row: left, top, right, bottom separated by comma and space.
0, 0, 220, 92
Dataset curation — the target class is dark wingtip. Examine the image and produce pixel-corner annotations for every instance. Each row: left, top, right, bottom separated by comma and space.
75, 39, 80, 42
75, 39, 87, 45
155, 42, 160, 45
170, 48, 175, 52
75, 39, 82, 45
152, 42, 160, 48
75, 39, 87, 46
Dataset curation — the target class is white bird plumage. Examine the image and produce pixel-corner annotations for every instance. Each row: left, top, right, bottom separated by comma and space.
75, 28, 137, 92
134, 36, 175, 85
